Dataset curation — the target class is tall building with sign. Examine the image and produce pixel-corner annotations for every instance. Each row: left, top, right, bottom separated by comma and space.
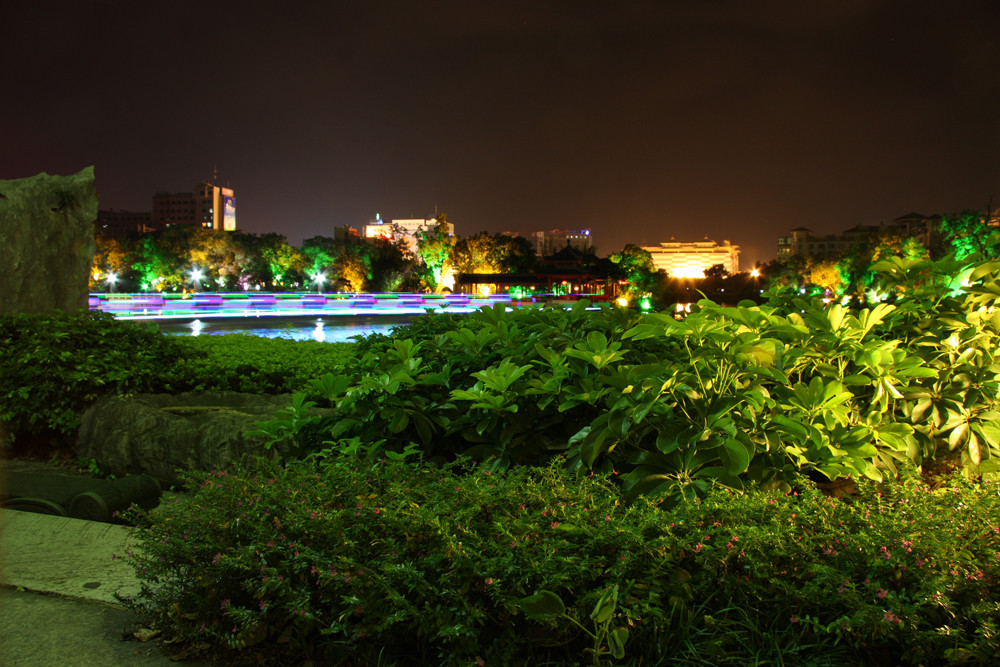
152, 181, 236, 231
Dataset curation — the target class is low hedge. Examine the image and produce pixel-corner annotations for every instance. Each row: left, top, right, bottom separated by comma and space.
124, 457, 1000, 666
0, 310, 188, 443
165, 334, 356, 394
0, 310, 356, 448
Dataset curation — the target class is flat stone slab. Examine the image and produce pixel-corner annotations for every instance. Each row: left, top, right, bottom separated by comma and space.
0, 509, 141, 604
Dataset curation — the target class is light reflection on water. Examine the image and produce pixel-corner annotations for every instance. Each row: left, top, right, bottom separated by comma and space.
157, 317, 407, 343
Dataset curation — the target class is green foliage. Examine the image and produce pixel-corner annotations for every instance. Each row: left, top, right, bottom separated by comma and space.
164, 335, 355, 394
0, 310, 189, 443
937, 210, 1000, 260
124, 458, 694, 665
252, 254, 1000, 502
125, 458, 1000, 666
608, 243, 662, 302
668, 474, 1000, 666
253, 302, 649, 467
450, 231, 537, 274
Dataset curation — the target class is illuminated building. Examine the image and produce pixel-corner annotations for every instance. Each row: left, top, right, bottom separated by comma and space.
362, 213, 453, 253
152, 181, 236, 231
531, 228, 593, 256
642, 238, 741, 278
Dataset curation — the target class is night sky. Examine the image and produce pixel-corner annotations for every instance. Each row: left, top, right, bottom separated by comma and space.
4, 1, 999, 267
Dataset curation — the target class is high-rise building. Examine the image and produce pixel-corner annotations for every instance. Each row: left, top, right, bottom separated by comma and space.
152, 181, 236, 231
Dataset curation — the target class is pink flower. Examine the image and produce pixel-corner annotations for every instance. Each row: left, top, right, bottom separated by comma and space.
878, 589, 888, 599
551, 521, 559, 529
695, 543, 703, 552
485, 578, 494, 585
790, 614, 799, 624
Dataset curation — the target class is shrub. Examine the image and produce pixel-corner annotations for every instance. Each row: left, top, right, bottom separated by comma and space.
163, 334, 356, 394
124, 458, 1000, 665
254, 255, 1000, 501
0, 310, 189, 445
125, 457, 693, 665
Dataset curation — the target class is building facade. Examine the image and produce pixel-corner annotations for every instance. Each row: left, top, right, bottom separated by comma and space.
531, 229, 594, 256
777, 213, 940, 260
95, 209, 155, 236
363, 214, 453, 253
152, 182, 236, 231
642, 238, 741, 277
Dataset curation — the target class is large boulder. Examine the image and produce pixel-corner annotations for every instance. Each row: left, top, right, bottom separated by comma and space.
75, 392, 308, 487
0, 167, 98, 313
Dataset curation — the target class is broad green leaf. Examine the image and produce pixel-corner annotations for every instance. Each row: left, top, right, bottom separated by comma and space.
591, 585, 618, 624
520, 590, 565, 619
609, 627, 629, 660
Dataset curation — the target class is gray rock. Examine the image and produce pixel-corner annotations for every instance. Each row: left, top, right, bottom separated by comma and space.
0, 167, 98, 314
75, 392, 307, 487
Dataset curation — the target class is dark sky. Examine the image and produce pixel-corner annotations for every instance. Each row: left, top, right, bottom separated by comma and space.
4, 0, 999, 266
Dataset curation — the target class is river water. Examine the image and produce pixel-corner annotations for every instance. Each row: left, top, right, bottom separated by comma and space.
154, 315, 415, 343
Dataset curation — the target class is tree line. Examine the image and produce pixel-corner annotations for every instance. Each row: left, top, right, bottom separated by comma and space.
89, 216, 664, 296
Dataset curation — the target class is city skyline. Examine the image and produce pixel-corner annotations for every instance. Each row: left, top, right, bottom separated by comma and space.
4, 1, 999, 268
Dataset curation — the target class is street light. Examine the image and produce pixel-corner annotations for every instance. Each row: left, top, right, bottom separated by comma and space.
313, 272, 326, 293
189, 267, 203, 292
106, 272, 118, 294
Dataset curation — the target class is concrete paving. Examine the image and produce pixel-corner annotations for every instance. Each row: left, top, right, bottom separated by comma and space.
0, 509, 142, 604
0, 587, 182, 666
0, 467, 211, 665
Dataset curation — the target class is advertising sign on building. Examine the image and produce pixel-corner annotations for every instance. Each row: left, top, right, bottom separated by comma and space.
223, 196, 236, 231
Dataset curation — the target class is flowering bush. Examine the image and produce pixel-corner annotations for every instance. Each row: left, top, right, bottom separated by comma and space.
124, 458, 1000, 665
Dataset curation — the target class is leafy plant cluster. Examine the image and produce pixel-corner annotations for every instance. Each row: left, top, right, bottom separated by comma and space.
164, 334, 356, 394
125, 457, 1000, 666
255, 255, 1000, 501
0, 310, 189, 444
0, 310, 358, 448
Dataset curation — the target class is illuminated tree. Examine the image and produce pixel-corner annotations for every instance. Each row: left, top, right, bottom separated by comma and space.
416, 219, 457, 291
90, 234, 131, 290
338, 251, 370, 292
805, 257, 843, 294
452, 232, 501, 274
132, 234, 181, 291
937, 210, 1000, 260
255, 233, 306, 289
301, 236, 341, 288
369, 236, 416, 292
451, 233, 537, 275
608, 244, 661, 301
